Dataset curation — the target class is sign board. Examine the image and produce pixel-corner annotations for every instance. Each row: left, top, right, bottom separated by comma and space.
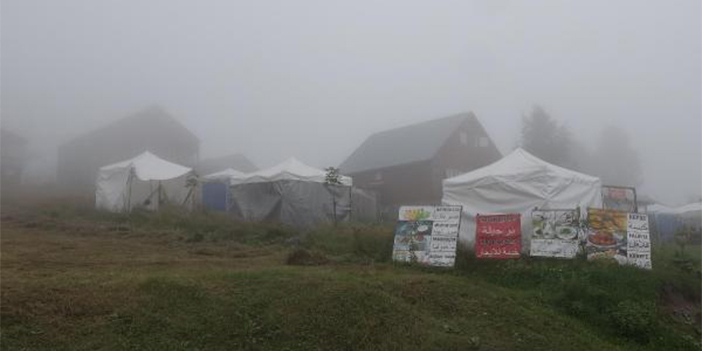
475, 214, 521, 259
602, 186, 638, 213
586, 208, 652, 269
530, 209, 580, 258
392, 206, 462, 267
627, 213, 652, 269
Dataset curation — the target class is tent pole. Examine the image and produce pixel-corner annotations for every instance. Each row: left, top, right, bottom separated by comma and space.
126, 170, 133, 213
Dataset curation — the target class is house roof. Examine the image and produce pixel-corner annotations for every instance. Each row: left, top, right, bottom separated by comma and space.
197, 153, 258, 175
339, 112, 476, 174
60, 106, 199, 150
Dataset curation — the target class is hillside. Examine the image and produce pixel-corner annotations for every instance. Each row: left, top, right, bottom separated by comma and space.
1, 200, 700, 350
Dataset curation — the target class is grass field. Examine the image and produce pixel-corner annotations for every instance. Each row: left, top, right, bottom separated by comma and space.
1, 199, 700, 350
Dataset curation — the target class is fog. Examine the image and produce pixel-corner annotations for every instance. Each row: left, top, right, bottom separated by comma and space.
2, 0, 700, 205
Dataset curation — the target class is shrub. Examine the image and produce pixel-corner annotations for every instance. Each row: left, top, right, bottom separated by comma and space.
609, 300, 657, 342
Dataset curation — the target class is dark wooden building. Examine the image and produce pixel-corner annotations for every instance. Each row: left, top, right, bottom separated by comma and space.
57, 106, 199, 193
1, 128, 29, 187
197, 153, 258, 176
339, 112, 501, 209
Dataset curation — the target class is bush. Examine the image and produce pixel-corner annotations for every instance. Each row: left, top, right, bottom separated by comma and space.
609, 300, 657, 342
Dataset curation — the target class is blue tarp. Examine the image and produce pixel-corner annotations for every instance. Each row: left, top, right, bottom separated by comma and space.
202, 182, 228, 211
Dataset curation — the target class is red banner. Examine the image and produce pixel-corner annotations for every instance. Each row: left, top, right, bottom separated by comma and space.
475, 214, 521, 259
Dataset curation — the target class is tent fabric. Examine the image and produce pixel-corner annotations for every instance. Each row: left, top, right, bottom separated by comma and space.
229, 157, 352, 186
442, 148, 602, 248
225, 158, 353, 227
100, 151, 192, 181
96, 151, 195, 212
202, 168, 246, 182
673, 202, 702, 218
200, 169, 245, 212
647, 203, 676, 214
229, 181, 352, 228
648, 202, 701, 242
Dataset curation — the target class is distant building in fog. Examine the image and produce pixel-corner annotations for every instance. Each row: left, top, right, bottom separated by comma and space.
1, 128, 29, 187
197, 153, 258, 176
57, 106, 199, 193
339, 112, 501, 210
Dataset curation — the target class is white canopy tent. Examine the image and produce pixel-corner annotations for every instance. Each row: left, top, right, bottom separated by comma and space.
225, 158, 353, 227
229, 158, 352, 186
442, 148, 602, 248
202, 168, 246, 182
673, 202, 702, 219
96, 151, 196, 212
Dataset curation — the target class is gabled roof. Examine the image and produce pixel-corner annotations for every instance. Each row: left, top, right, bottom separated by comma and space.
339, 112, 475, 174
61, 106, 199, 150
197, 153, 258, 175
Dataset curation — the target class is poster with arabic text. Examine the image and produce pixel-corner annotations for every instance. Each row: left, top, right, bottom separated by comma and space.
586, 208, 652, 269
475, 214, 521, 259
392, 206, 462, 267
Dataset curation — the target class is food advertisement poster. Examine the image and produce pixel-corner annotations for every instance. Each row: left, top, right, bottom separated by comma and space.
586, 209, 652, 269
475, 214, 521, 259
602, 186, 637, 213
587, 208, 628, 263
392, 206, 462, 267
627, 213, 652, 269
530, 209, 580, 258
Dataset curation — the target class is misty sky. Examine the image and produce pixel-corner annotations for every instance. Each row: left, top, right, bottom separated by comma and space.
2, 0, 700, 205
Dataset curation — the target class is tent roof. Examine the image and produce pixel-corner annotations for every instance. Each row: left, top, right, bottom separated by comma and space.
202, 168, 246, 181
647, 203, 676, 214
231, 157, 352, 186
339, 112, 477, 174
197, 153, 258, 174
444, 148, 600, 187
674, 202, 702, 216
100, 151, 192, 181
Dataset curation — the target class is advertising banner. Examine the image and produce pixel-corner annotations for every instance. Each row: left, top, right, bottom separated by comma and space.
475, 214, 521, 259
392, 206, 462, 267
530, 209, 580, 258
602, 186, 638, 213
586, 208, 652, 269
627, 213, 652, 269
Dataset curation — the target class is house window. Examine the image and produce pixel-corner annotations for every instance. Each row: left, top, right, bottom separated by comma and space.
479, 136, 489, 148
445, 169, 462, 178
459, 132, 468, 146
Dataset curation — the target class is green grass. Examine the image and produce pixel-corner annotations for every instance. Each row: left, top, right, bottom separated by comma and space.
1, 201, 700, 350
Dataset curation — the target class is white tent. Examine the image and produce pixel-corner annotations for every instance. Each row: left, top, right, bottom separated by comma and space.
442, 148, 602, 248
647, 203, 676, 214
200, 168, 247, 212
226, 158, 353, 227
673, 202, 702, 219
96, 151, 196, 212
202, 168, 246, 182
229, 158, 352, 186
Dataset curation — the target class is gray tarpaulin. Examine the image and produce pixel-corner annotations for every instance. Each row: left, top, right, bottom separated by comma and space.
229, 180, 351, 228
